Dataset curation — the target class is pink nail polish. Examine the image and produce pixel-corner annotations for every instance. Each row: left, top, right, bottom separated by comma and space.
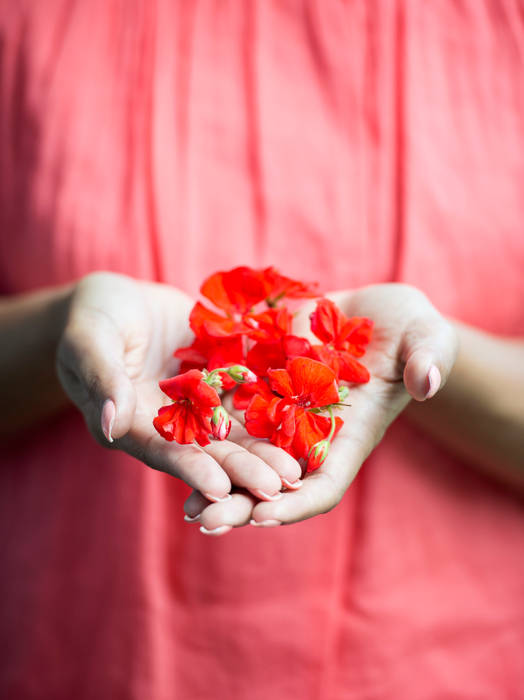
203, 492, 232, 503
425, 365, 441, 400
199, 525, 232, 536
282, 478, 302, 491
253, 490, 282, 501
101, 399, 116, 443
250, 519, 282, 528
184, 514, 201, 523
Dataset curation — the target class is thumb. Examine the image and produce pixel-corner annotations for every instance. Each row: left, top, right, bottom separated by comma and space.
401, 317, 458, 401
57, 312, 137, 442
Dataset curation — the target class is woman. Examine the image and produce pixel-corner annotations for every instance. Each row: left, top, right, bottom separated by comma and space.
1, 1, 523, 698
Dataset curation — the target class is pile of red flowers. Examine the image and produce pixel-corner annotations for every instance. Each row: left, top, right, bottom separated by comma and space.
153, 266, 373, 473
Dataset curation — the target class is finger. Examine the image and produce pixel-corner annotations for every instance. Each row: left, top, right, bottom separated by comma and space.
250, 434, 366, 525
401, 316, 458, 401
182, 489, 210, 522
191, 491, 257, 535
202, 420, 284, 500
183, 489, 209, 521
57, 312, 136, 441
117, 411, 232, 500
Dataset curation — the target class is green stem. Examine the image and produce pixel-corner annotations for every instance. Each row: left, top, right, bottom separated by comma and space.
327, 406, 336, 442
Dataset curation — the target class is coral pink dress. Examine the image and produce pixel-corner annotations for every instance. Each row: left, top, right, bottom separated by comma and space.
1, 2, 524, 698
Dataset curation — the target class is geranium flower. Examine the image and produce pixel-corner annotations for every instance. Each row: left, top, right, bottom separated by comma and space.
153, 370, 220, 446
245, 357, 342, 460
309, 298, 373, 383
268, 356, 340, 407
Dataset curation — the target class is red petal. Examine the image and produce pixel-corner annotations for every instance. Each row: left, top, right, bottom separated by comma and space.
293, 412, 343, 462
245, 394, 280, 438
310, 298, 345, 344
338, 352, 371, 383
286, 357, 339, 407
267, 367, 294, 397
271, 403, 298, 452
199, 273, 232, 314
153, 404, 179, 441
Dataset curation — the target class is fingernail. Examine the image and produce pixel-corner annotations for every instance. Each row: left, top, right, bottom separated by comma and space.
425, 365, 441, 400
250, 519, 282, 528
200, 525, 232, 536
282, 478, 302, 491
184, 514, 201, 523
203, 492, 232, 503
252, 490, 283, 501
101, 399, 116, 443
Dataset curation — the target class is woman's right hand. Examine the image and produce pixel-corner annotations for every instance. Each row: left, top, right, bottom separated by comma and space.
57, 272, 301, 505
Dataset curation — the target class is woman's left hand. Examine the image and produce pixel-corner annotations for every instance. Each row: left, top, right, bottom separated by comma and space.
183, 284, 458, 534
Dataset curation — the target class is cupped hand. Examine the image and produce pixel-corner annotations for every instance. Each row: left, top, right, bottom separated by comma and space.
56, 272, 301, 502
184, 284, 458, 532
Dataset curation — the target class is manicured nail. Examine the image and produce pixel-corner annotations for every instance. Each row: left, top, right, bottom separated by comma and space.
282, 478, 302, 491
184, 514, 201, 523
250, 519, 282, 528
203, 492, 232, 503
253, 489, 283, 501
425, 365, 441, 400
200, 525, 232, 536
101, 399, 116, 443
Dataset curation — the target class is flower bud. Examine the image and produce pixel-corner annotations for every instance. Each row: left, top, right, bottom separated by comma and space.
338, 386, 350, 402
306, 439, 330, 472
202, 369, 223, 390
211, 405, 232, 441
226, 365, 258, 384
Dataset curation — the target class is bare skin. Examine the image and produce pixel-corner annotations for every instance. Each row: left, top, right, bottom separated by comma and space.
2, 273, 523, 536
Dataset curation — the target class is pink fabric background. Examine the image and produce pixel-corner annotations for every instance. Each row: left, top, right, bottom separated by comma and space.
1, 1, 524, 698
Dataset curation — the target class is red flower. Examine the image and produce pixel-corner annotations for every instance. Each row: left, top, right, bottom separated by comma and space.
310, 298, 373, 355
153, 370, 220, 446
310, 299, 373, 383
245, 358, 342, 460
245, 391, 342, 461
268, 357, 340, 408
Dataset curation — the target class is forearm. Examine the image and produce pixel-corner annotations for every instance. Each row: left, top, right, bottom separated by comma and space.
405, 321, 524, 489
0, 285, 74, 438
